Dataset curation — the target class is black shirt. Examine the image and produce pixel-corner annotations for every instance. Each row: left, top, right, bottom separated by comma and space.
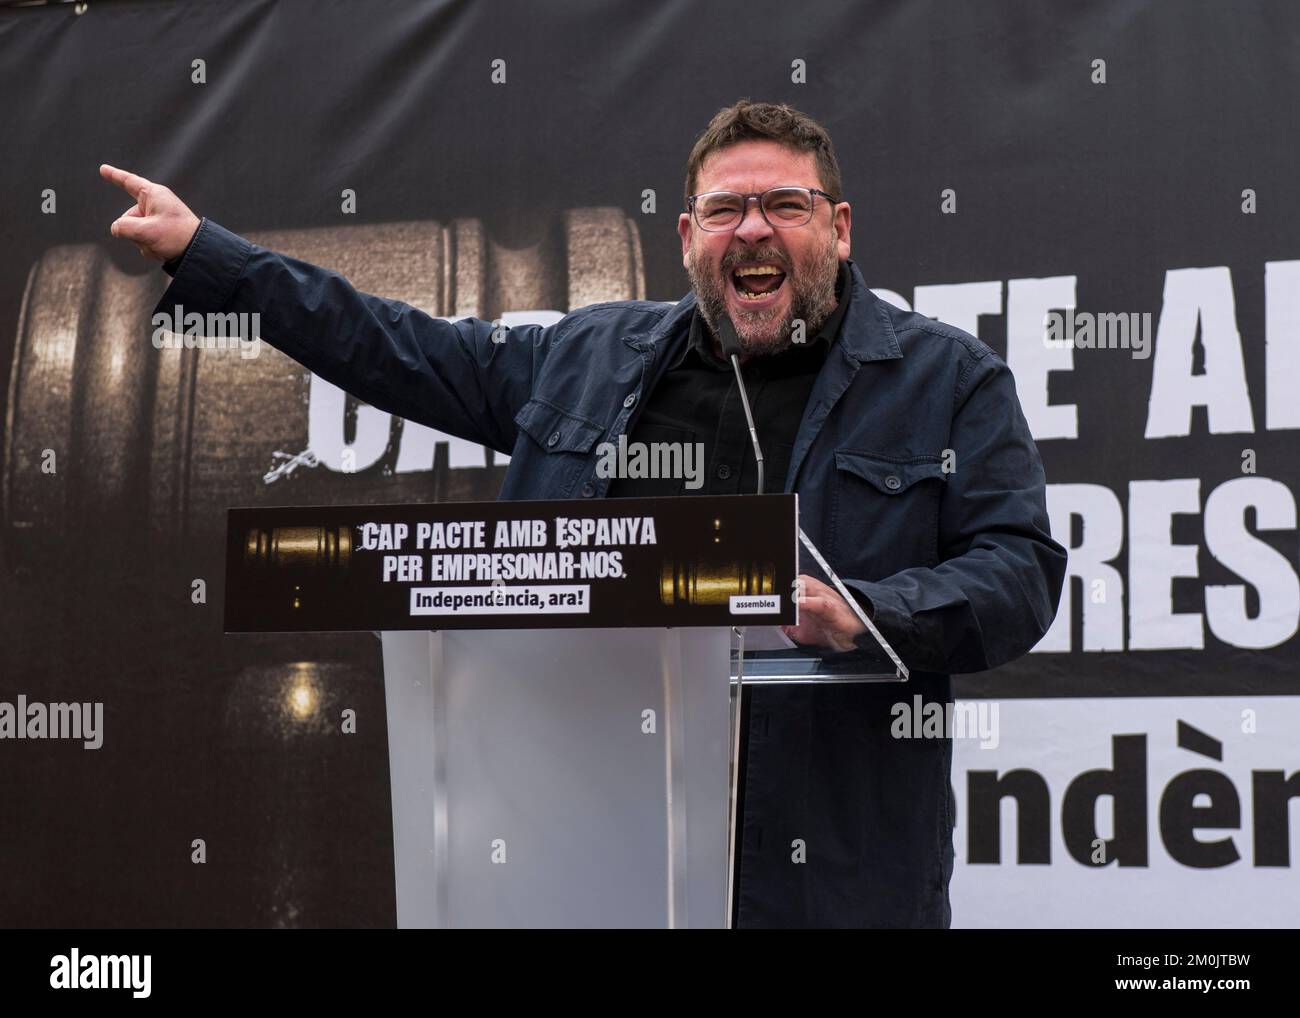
606, 260, 851, 498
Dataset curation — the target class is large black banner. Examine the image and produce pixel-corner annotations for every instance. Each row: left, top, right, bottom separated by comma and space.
1, 0, 1297, 927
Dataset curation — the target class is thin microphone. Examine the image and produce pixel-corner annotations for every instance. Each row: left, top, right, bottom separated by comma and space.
716, 313, 763, 928
715, 326, 895, 671
716, 315, 764, 495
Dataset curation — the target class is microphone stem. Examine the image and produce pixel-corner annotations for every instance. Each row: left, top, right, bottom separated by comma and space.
728, 354, 765, 495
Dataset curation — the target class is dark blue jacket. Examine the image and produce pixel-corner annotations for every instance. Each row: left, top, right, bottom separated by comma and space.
161, 218, 1067, 927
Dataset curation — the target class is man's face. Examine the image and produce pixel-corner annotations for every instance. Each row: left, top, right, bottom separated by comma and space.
679, 139, 851, 357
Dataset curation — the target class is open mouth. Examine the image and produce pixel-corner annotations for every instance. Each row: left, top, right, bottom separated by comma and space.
730, 263, 788, 303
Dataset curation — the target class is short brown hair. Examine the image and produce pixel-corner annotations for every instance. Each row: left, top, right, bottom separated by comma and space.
683, 99, 844, 208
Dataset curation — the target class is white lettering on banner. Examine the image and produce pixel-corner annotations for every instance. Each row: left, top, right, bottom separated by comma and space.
866, 288, 910, 311
1265, 260, 1300, 431
1145, 267, 1254, 438
913, 279, 1004, 347
554, 516, 657, 549
1006, 276, 1079, 440
1204, 478, 1300, 648
1036, 477, 1300, 653
308, 372, 390, 473
951, 696, 1300, 928
1129, 479, 1204, 651
905, 260, 1300, 443
357, 522, 410, 550
395, 418, 491, 472
301, 264, 1300, 477
1037, 484, 1125, 653
306, 310, 561, 473
292, 272, 1300, 657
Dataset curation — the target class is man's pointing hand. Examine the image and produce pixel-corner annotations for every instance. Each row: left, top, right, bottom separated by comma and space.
99, 164, 201, 262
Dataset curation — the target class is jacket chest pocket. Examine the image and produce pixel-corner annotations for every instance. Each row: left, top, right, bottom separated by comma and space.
513, 398, 605, 497
829, 450, 947, 574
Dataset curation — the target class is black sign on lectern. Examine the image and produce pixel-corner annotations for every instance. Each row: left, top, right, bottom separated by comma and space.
224, 493, 799, 633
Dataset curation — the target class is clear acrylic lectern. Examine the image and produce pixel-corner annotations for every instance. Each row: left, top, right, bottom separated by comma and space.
378, 528, 907, 929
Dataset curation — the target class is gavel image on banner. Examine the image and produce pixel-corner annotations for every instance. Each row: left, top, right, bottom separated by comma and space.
242, 526, 353, 573
240, 525, 355, 612
656, 515, 777, 606
658, 558, 778, 606
2, 209, 646, 573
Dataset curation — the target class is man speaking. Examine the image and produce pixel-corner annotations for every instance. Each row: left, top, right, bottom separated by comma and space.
101, 99, 1066, 928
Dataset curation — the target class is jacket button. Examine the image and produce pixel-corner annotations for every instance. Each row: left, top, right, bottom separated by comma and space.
885, 475, 902, 491
581, 481, 595, 497
623, 393, 637, 409
547, 431, 561, 448
717, 463, 732, 480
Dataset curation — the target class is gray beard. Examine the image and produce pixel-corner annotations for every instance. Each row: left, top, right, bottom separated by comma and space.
688, 231, 841, 357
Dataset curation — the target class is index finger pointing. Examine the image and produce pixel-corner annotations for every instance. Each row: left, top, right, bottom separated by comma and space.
99, 163, 153, 198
